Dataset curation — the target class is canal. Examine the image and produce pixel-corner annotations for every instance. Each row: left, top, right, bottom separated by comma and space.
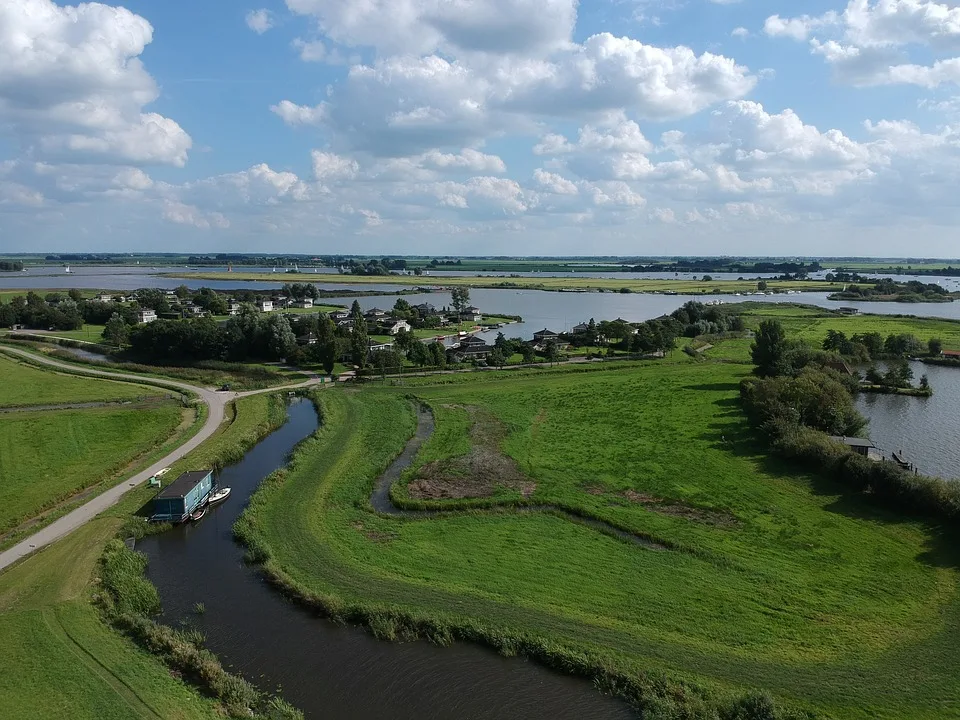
138, 398, 633, 720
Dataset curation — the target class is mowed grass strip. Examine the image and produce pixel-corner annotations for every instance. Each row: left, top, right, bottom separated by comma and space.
248, 366, 960, 719
0, 519, 218, 720
0, 404, 183, 532
0, 353, 163, 407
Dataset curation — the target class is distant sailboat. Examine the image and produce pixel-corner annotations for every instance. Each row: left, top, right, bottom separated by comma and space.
64, 266, 72, 273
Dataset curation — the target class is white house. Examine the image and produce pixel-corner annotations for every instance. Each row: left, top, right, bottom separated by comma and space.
227, 301, 242, 315
464, 305, 482, 321
137, 309, 157, 324
256, 299, 274, 313
385, 319, 411, 335
292, 298, 314, 309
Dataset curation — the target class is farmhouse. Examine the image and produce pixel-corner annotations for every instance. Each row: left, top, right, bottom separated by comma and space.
150, 470, 213, 523
136, 309, 157, 324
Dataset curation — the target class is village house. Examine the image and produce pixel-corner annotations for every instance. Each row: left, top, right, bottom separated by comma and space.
227, 301, 242, 316
291, 298, 314, 309
330, 309, 350, 321
272, 295, 290, 308
365, 307, 388, 320
414, 302, 436, 316
837, 307, 861, 316
296, 332, 317, 346
256, 299, 274, 313
830, 436, 883, 461
95, 293, 117, 303
137, 309, 157, 324
533, 328, 560, 343
383, 319, 411, 335
448, 335, 492, 363
463, 305, 483, 321
943, 350, 960, 359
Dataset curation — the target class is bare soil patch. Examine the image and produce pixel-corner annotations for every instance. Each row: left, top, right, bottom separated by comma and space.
622, 489, 739, 527
408, 407, 536, 500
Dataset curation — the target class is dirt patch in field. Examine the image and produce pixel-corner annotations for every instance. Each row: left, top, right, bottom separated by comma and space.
352, 520, 398, 543
407, 406, 536, 500
621, 489, 739, 527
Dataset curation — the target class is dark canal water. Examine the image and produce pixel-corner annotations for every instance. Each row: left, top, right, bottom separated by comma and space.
138, 398, 633, 720
857, 361, 960, 481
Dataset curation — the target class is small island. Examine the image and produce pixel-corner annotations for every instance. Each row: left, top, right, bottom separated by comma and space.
828, 278, 956, 303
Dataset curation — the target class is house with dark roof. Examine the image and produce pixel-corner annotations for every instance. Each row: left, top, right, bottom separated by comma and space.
533, 328, 559, 343
829, 436, 883, 461
448, 335, 492, 362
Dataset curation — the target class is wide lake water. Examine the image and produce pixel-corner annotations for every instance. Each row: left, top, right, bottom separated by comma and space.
138, 398, 633, 720
856, 361, 960, 480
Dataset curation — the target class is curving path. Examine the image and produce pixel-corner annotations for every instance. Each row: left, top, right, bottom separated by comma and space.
370, 404, 668, 551
0, 346, 326, 572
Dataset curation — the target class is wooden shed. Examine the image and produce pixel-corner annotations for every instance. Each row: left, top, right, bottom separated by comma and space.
151, 470, 213, 523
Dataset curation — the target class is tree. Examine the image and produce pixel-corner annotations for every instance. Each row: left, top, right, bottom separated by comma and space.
68, 289, 83, 302
751, 320, 788, 377
822, 329, 848, 352
268, 314, 297, 360
928, 337, 943, 356
544, 340, 560, 365
102, 313, 128, 347
920, 374, 930, 390
884, 358, 914, 388
451, 286, 470, 318
428, 341, 447, 368
174, 284, 191, 300
408, 339, 430, 367
488, 347, 506, 369
494, 332, 510, 352
520, 343, 536, 363
757, 280, 768, 291
314, 316, 338, 375
393, 328, 413, 354
350, 303, 368, 367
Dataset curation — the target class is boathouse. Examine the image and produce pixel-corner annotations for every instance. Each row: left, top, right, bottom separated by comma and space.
829, 436, 882, 461
151, 470, 213, 522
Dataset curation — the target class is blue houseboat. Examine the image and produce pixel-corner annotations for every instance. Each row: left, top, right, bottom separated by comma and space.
151, 470, 213, 523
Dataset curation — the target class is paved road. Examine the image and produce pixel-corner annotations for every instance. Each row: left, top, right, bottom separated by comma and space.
0, 346, 323, 572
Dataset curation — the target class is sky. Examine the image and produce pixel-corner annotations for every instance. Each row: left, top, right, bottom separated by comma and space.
2, 0, 960, 257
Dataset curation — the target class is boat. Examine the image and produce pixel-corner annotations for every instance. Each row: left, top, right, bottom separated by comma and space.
64, 266, 72, 273
189, 506, 206, 521
207, 487, 231, 506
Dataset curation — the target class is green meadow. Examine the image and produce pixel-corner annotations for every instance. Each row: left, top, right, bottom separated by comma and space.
241, 361, 960, 718
0, 392, 284, 719
0, 353, 162, 407
0, 404, 184, 533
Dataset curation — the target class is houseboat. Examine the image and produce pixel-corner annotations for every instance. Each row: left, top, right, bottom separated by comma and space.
150, 470, 213, 523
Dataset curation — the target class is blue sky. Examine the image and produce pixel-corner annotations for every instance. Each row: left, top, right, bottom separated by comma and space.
3, 0, 960, 256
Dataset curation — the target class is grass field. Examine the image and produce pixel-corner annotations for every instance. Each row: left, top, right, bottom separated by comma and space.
0, 353, 164, 407
0, 519, 219, 720
168, 271, 844, 295
0, 404, 184, 533
241, 363, 960, 719
31, 324, 107, 343
735, 303, 960, 350
0, 392, 286, 720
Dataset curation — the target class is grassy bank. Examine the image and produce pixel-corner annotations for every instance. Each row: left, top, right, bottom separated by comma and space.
236, 366, 960, 719
0, 392, 291, 719
0, 353, 163, 407
0, 519, 220, 720
168, 271, 843, 295
1, 338, 300, 390
0, 404, 184, 534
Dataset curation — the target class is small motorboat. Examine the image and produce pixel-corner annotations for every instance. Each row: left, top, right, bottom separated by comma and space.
207, 487, 231, 506
189, 506, 206, 522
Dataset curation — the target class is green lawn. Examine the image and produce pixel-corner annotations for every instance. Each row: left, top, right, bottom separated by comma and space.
30, 324, 107, 343
0, 519, 219, 720
0, 404, 184, 532
243, 364, 960, 719
736, 303, 960, 350
0, 353, 164, 407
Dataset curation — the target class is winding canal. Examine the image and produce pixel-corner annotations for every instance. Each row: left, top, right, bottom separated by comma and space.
138, 398, 633, 720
